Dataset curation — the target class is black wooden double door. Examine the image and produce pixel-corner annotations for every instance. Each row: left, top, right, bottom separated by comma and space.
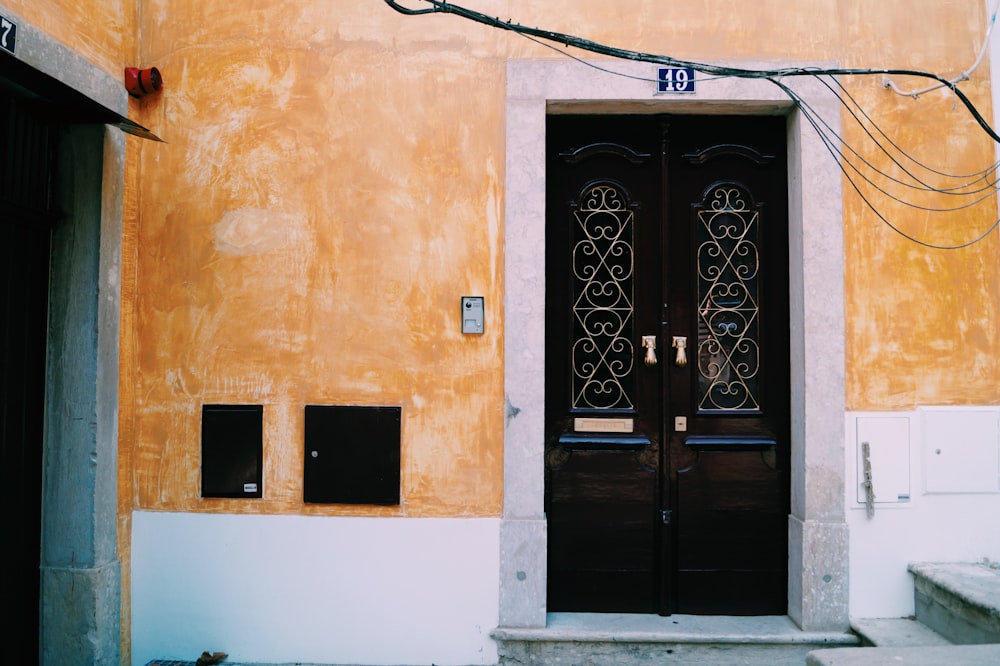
545, 114, 790, 615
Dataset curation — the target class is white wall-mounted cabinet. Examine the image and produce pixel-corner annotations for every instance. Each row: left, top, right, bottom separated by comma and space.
847, 409, 1000, 618
856, 416, 911, 505
921, 407, 1000, 494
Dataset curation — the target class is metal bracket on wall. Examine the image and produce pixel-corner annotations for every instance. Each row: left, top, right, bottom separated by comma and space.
861, 441, 875, 519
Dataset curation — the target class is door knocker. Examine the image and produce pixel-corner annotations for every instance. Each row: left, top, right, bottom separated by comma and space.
641, 335, 657, 366
672, 336, 688, 367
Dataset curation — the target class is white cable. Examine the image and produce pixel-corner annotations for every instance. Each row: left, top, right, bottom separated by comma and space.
885, 0, 1000, 97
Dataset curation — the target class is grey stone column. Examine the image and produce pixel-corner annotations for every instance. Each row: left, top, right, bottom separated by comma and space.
785, 101, 850, 632
499, 88, 549, 629
38, 125, 125, 665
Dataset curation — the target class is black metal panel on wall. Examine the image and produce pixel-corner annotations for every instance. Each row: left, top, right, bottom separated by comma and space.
201, 404, 264, 498
304, 405, 401, 505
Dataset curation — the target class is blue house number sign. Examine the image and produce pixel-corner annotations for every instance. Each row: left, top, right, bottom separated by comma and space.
657, 67, 695, 94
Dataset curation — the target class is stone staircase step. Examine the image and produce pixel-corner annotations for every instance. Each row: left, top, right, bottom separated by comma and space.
909, 561, 1000, 644
806, 644, 1000, 666
850, 617, 951, 647
493, 613, 859, 665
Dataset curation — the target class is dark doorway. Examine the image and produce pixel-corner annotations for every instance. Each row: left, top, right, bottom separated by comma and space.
545, 114, 790, 615
1, 91, 59, 661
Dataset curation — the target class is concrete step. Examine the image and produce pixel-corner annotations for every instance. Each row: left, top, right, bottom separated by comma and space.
808, 563, 1000, 666
850, 617, 951, 647
908, 561, 1000, 644
806, 644, 1000, 666
492, 613, 859, 665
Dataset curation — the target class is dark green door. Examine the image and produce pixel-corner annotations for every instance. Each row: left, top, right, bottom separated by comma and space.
545, 114, 790, 615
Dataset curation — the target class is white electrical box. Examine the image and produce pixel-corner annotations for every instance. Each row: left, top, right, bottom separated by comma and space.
461, 296, 484, 334
856, 416, 911, 504
922, 408, 1000, 494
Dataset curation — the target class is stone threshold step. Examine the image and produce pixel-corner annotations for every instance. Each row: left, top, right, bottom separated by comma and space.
493, 612, 860, 645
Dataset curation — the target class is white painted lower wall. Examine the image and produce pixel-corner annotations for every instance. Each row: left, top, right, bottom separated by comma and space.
130, 512, 500, 666
846, 408, 1000, 618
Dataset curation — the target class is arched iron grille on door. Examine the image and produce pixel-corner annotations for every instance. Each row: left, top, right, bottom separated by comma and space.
571, 182, 636, 411
695, 184, 762, 413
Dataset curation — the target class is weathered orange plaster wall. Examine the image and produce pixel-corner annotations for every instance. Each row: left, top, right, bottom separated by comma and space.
836, 1, 1000, 410
122, 0, 1000, 520
14, 0, 991, 661
3, 0, 135, 78
843, 88, 1000, 409
128, 0, 506, 517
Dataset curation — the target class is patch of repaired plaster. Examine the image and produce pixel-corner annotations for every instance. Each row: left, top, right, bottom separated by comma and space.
214, 207, 305, 255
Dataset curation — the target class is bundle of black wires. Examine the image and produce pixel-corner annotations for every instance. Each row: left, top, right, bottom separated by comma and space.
385, 0, 1000, 249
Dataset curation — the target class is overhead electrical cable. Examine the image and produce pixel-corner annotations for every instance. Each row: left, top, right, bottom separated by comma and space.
771, 78, 1000, 250
783, 77, 999, 213
823, 75, 1000, 189
884, 0, 1000, 98
384, 0, 1000, 249
509, 8, 1000, 195
384, 0, 1000, 144
513, 19, 1000, 199
807, 75, 1000, 198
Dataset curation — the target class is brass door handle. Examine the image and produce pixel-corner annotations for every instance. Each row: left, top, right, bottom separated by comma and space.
641, 336, 657, 366
672, 336, 688, 367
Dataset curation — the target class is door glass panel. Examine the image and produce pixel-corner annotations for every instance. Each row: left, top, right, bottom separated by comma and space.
696, 185, 761, 412
572, 183, 635, 410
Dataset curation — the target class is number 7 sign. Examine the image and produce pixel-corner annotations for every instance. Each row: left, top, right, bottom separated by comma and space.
1, 16, 16, 55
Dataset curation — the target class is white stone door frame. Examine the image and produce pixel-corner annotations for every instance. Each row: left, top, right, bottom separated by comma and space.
500, 59, 848, 631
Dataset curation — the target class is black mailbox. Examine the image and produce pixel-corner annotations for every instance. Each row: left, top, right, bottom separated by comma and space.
201, 404, 263, 498
304, 405, 401, 505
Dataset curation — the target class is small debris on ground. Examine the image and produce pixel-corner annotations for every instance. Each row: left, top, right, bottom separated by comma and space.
195, 651, 227, 666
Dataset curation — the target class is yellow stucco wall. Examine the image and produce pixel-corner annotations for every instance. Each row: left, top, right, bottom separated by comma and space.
9, 0, 1000, 661
4, 0, 135, 77
12, 1, 993, 513
122, 0, 1000, 523
127, 0, 507, 517
843, 90, 1000, 409
17, 0, 997, 524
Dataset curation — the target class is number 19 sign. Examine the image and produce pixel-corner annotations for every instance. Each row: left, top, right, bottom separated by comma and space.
657, 67, 695, 94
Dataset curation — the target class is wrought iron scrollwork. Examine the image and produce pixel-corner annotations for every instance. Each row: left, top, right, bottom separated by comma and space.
571, 184, 635, 410
696, 186, 761, 412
